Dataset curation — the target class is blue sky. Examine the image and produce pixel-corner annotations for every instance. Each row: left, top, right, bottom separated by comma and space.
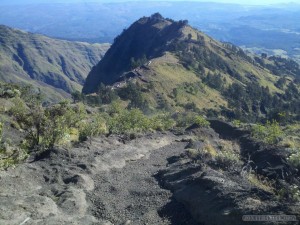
0, 0, 294, 5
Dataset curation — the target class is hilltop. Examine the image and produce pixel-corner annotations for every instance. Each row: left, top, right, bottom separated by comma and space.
83, 13, 300, 122
0, 25, 109, 102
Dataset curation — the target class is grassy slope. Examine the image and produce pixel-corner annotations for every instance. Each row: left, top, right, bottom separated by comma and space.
84, 15, 299, 115
0, 25, 110, 102
185, 26, 281, 92
143, 53, 227, 111
128, 25, 286, 112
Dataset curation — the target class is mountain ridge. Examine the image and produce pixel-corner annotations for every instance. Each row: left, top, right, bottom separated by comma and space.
83, 13, 186, 93
0, 24, 110, 102
83, 13, 300, 122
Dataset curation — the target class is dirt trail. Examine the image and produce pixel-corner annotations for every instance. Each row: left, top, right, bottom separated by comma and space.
88, 140, 199, 225
0, 132, 199, 225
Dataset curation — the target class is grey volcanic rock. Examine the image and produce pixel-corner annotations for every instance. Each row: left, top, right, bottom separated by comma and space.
0, 132, 199, 225
0, 127, 299, 225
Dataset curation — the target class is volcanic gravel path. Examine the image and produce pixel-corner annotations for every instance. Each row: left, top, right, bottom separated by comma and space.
0, 132, 200, 225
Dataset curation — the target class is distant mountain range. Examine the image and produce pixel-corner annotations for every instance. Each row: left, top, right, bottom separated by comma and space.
0, 25, 109, 101
0, 2, 299, 62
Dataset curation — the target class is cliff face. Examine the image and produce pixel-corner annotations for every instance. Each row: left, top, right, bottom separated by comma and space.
0, 25, 110, 101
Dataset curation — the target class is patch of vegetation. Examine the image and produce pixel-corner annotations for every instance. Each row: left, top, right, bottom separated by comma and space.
150, 113, 175, 131
215, 140, 241, 170
251, 120, 283, 145
186, 137, 243, 172
108, 108, 151, 134
0, 121, 28, 170
202, 141, 218, 158
287, 152, 300, 169
173, 112, 196, 128
79, 114, 107, 143
247, 173, 275, 193
117, 82, 150, 111
107, 108, 174, 135
130, 54, 148, 69
193, 115, 210, 128
224, 78, 300, 122
97, 83, 118, 104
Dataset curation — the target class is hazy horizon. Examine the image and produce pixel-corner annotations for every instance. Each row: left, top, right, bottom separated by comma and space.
0, 0, 296, 6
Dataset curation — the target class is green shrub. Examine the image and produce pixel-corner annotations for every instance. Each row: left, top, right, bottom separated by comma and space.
288, 151, 300, 169
22, 101, 87, 151
232, 119, 242, 128
107, 101, 123, 116
247, 173, 275, 193
251, 120, 283, 145
174, 112, 197, 128
0, 122, 28, 169
79, 114, 107, 142
108, 108, 151, 134
0, 144, 28, 170
289, 185, 300, 202
150, 113, 175, 131
9, 98, 28, 126
216, 140, 241, 170
193, 115, 210, 127
97, 83, 118, 104
277, 184, 300, 202
38, 102, 85, 149
216, 150, 240, 166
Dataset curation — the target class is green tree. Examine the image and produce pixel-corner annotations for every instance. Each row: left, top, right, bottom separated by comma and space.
97, 83, 118, 104
71, 90, 83, 103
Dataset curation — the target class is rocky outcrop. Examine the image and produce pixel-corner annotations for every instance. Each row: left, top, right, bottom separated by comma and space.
209, 119, 298, 182
156, 124, 300, 224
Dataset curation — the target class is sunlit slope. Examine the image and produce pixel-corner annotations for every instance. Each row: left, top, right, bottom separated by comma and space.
0, 25, 110, 101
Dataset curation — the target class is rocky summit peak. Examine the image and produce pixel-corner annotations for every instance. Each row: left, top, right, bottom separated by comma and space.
82, 14, 186, 93
150, 12, 164, 21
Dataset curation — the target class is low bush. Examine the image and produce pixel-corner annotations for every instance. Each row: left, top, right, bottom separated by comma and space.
251, 120, 283, 145
0, 122, 28, 169
193, 115, 210, 128
173, 112, 197, 128
247, 173, 275, 193
287, 151, 300, 169
216, 150, 240, 167
150, 113, 175, 131
9, 97, 28, 127
79, 114, 107, 142
108, 108, 152, 134
216, 140, 241, 170
202, 142, 218, 157
11, 101, 87, 152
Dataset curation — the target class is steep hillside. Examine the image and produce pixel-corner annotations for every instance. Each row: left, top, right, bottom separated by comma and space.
83, 14, 300, 122
83, 13, 184, 92
0, 25, 110, 102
